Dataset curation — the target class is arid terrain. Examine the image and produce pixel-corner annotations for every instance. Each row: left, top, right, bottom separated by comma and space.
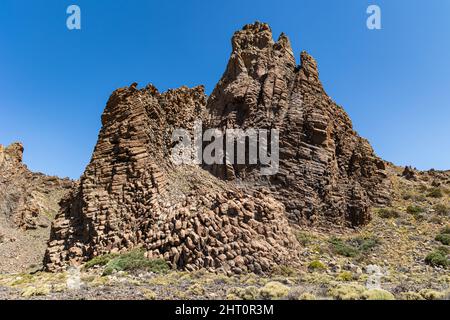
0, 22, 448, 300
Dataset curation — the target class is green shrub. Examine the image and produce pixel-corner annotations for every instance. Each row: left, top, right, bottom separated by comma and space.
434, 204, 450, 216
427, 188, 443, 198
337, 271, 353, 281
441, 226, 450, 234
296, 231, 313, 246
378, 208, 401, 219
329, 238, 359, 257
329, 236, 379, 258
362, 289, 395, 300
425, 248, 448, 268
259, 281, 290, 300
84, 253, 119, 269
436, 233, 450, 245
406, 205, 424, 215
308, 260, 326, 270
97, 249, 170, 275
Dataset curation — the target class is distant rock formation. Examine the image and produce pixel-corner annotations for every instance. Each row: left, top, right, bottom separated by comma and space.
0, 143, 73, 230
44, 22, 391, 273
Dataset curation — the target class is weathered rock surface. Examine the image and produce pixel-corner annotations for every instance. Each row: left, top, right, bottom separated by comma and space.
0, 143, 73, 230
205, 22, 390, 227
0, 143, 73, 273
45, 85, 300, 273
44, 22, 391, 273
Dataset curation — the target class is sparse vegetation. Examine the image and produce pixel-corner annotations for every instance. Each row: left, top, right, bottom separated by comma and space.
259, 281, 290, 300
435, 226, 450, 245
425, 247, 449, 268
433, 204, 450, 216
427, 188, 443, 198
84, 253, 119, 269
406, 205, 424, 215
362, 289, 395, 300
85, 249, 170, 276
295, 231, 313, 246
308, 260, 326, 270
329, 236, 379, 258
378, 208, 401, 219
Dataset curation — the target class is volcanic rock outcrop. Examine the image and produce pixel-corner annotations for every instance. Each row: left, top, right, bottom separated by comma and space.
0, 143, 73, 230
206, 22, 390, 226
45, 85, 300, 273
44, 22, 391, 273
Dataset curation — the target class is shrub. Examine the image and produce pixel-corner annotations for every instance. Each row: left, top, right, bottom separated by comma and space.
337, 271, 353, 281
329, 236, 379, 258
259, 281, 290, 300
227, 286, 259, 300
427, 188, 443, 198
435, 233, 450, 245
378, 208, 401, 219
272, 265, 298, 277
84, 253, 119, 269
296, 231, 313, 246
425, 248, 448, 268
99, 249, 170, 275
434, 204, 450, 216
299, 293, 316, 300
362, 289, 395, 300
406, 205, 424, 215
419, 289, 445, 300
308, 260, 326, 270
328, 284, 366, 300
441, 226, 450, 234
329, 238, 359, 257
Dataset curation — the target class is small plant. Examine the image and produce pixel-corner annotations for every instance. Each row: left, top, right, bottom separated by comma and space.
295, 231, 313, 246
259, 281, 290, 300
84, 253, 119, 269
406, 205, 424, 215
378, 208, 400, 219
85, 249, 170, 275
436, 234, 450, 246
435, 226, 450, 245
308, 260, 326, 270
433, 204, 450, 216
427, 188, 443, 198
362, 289, 395, 300
337, 271, 353, 281
272, 265, 298, 277
329, 238, 359, 257
329, 236, 379, 258
425, 247, 448, 268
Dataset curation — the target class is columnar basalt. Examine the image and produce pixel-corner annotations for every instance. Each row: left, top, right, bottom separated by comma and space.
44, 84, 300, 273
205, 22, 390, 227
45, 22, 391, 273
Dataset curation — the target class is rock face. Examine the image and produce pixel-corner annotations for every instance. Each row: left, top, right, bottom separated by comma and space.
0, 143, 73, 230
45, 85, 300, 273
0, 143, 73, 273
205, 22, 390, 227
44, 22, 390, 273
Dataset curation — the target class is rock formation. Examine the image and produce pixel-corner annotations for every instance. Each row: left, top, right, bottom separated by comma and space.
45, 85, 300, 273
44, 22, 391, 273
205, 22, 390, 227
0, 143, 73, 230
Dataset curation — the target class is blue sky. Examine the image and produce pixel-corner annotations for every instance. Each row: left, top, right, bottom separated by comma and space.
1, 0, 449, 179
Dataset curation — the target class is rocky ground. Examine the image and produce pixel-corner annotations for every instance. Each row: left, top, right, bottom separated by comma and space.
0, 164, 448, 300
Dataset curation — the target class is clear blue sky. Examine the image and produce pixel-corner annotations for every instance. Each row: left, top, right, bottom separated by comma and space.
1, 0, 449, 179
